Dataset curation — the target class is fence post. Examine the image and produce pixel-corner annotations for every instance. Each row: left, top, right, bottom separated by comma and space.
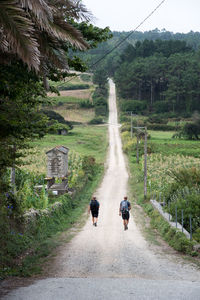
175, 206, 177, 228
159, 193, 161, 203
144, 127, 147, 199
181, 210, 184, 233
163, 196, 165, 207
190, 215, 192, 241
131, 111, 133, 138
149, 182, 151, 199
136, 132, 139, 163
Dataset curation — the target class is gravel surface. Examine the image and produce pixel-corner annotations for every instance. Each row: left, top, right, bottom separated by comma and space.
2, 79, 200, 299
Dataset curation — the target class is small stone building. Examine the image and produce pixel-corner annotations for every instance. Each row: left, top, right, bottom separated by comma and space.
46, 146, 69, 178
45, 146, 69, 194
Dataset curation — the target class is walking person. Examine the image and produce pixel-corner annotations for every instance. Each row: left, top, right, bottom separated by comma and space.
88, 196, 100, 227
119, 196, 131, 230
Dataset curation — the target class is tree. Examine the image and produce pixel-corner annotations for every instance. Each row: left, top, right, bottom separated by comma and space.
0, 0, 91, 72
0, 62, 50, 203
93, 68, 108, 88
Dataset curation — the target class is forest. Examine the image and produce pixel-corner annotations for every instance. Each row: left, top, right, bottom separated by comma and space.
79, 29, 200, 116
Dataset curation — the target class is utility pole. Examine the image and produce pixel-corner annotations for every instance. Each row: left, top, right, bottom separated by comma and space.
144, 127, 147, 198
11, 145, 16, 193
136, 118, 139, 163
133, 126, 148, 199
130, 111, 133, 138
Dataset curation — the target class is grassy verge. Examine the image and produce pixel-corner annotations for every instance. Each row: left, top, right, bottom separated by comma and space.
127, 156, 198, 256
0, 167, 104, 278
1, 125, 108, 278
1, 123, 108, 278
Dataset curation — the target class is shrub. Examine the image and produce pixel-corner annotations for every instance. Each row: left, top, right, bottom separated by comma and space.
92, 87, 108, 99
120, 100, 147, 113
120, 114, 129, 122
153, 101, 171, 113
79, 100, 94, 108
88, 116, 104, 124
121, 123, 131, 133
147, 115, 168, 124
41, 110, 73, 129
58, 83, 89, 91
193, 228, 200, 243
93, 97, 108, 108
80, 74, 91, 82
147, 123, 177, 131
95, 105, 107, 116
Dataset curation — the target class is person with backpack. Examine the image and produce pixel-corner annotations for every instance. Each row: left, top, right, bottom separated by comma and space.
88, 196, 100, 227
119, 196, 131, 230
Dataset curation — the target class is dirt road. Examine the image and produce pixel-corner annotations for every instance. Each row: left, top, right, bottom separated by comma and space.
3, 79, 200, 300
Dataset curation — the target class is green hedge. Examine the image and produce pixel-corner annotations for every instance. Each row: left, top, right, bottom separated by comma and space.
120, 100, 147, 113
147, 123, 179, 131
58, 84, 90, 91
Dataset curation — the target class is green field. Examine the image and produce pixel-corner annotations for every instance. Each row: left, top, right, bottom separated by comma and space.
48, 96, 86, 104
149, 130, 200, 158
25, 125, 108, 174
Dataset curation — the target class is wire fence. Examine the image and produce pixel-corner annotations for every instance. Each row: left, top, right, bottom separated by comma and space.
151, 191, 194, 241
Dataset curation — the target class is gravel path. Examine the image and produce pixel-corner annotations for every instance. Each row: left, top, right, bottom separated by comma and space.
2, 79, 200, 300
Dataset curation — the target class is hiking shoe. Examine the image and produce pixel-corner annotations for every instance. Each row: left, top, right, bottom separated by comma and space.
125, 224, 128, 230
94, 222, 97, 227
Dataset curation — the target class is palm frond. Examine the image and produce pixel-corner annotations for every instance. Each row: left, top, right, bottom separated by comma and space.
50, 0, 93, 22
0, 1, 40, 70
50, 17, 89, 50
20, 0, 53, 30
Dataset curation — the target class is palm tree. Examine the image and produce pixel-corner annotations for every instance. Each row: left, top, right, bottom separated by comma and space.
0, 0, 91, 71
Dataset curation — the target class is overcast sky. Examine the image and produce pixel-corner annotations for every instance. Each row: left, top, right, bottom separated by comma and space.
82, 0, 200, 33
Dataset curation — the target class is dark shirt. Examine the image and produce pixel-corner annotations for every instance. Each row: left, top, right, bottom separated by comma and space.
90, 200, 99, 212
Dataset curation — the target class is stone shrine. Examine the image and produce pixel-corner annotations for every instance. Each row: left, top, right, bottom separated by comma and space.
45, 146, 69, 194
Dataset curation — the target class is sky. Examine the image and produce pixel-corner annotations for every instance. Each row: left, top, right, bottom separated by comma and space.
82, 0, 200, 34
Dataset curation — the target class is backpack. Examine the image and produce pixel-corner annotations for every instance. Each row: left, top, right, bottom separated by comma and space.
121, 200, 129, 212
90, 200, 99, 211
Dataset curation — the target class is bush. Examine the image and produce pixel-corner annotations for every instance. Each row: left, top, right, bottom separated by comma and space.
92, 87, 108, 99
163, 167, 200, 234
153, 101, 171, 113
80, 74, 91, 82
147, 205, 194, 254
58, 83, 89, 91
41, 110, 73, 129
147, 115, 168, 124
88, 116, 104, 124
79, 100, 94, 108
147, 123, 177, 131
121, 123, 131, 133
120, 114, 129, 122
95, 105, 107, 116
120, 100, 147, 113
93, 97, 108, 108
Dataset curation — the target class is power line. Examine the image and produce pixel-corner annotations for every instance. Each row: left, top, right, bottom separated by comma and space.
91, 0, 166, 68
63, 0, 166, 84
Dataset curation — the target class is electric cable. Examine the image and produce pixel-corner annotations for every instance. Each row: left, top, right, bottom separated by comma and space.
91, 0, 166, 69
62, 0, 166, 84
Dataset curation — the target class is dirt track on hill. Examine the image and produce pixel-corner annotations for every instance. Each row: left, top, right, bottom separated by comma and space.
2, 79, 200, 300
41, 79, 200, 281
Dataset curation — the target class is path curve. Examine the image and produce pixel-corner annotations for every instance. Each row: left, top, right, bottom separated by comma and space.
3, 79, 200, 300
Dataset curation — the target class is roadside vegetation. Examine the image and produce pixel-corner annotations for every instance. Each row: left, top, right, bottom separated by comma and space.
121, 115, 200, 254
0, 1, 112, 279
0, 88, 108, 278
